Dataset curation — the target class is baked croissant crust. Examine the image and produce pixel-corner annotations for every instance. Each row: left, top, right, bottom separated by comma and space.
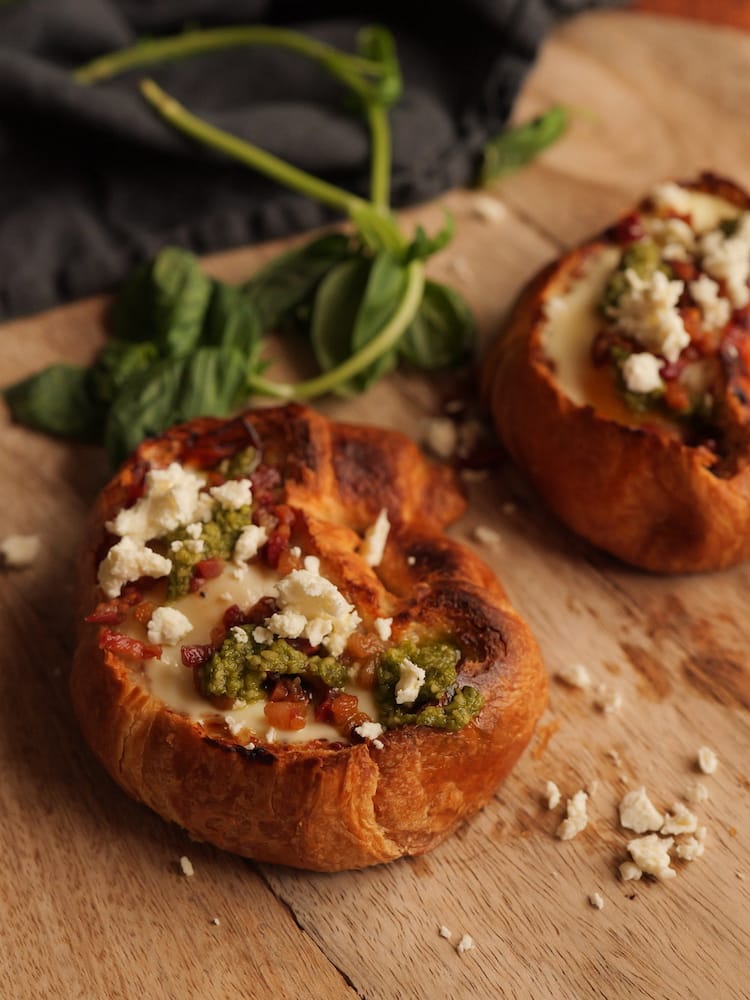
483, 173, 750, 573
71, 403, 546, 870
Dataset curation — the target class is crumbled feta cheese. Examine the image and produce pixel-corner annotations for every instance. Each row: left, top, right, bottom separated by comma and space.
700, 213, 750, 308
185, 522, 203, 539
675, 836, 705, 862
0, 534, 40, 568
627, 834, 675, 880
252, 626, 274, 644
471, 194, 507, 223
184, 538, 205, 554
557, 790, 589, 841
456, 934, 475, 955
354, 721, 384, 744
650, 181, 693, 215
423, 417, 458, 459
395, 658, 426, 706
209, 479, 253, 510
646, 216, 696, 261
473, 524, 501, 546
98, 536, 172, 599
619, 861, 643, 882
232, 524, 268, 563
610, 269, 690, 363
620, 352, 664, 394
619, 787, 664, 833
556, 663, 592, 689
607, 749, 623, 767
224, 714, 245, 736
147, 606, 193, 646
303, 555, 320, 574
697, 746, 718, 775
179, 856, 194, 877
265, 727, 278, 743
360, 509, 390, 567
230, 626, 249, 645
170, 540, 184, 552
266, 567, 361, 656
106, 463, 209, 541
439, 925, 453, 940
594, 684, 623, 714
373, 617, 393, 641
210, 917, 220, 926
289, 546, 302, 558
689, 273, 731, 330
545, 781, 561, 810
588, 892, 604, 910
688, 781, 709, 804
661, 802, 698, 836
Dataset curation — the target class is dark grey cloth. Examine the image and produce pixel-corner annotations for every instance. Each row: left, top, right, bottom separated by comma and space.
0, 0, 618, 319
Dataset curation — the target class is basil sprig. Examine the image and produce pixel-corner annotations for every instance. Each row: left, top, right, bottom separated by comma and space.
5, 25, 480, 465
479, 105, 568, 186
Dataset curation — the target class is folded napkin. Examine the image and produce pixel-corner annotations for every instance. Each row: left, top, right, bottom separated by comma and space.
0, 0, 618, 318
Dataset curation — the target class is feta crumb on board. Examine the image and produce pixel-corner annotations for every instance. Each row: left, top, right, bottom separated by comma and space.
557, 790, 589, 841
179, 856, 195, 877
545, 781, 561, 811
438, 925, 453, 940
627, 834, 676, 881
556, 663, 592, 689
456, 934, 475, 955
594, 684, 623, 714
619, 787, 664, 834
619, 860, 643, 882
661, 802, 698, 836
588, 892, 604, 910
422, 417, 458, 459
472, 524, 501, 546
0, 533, 41, 568
675, 837, 705, 862
470, 194, 507, 223
697, 746, 718, 775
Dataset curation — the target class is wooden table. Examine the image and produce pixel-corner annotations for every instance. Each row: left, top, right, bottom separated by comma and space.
2, 9, 749, 999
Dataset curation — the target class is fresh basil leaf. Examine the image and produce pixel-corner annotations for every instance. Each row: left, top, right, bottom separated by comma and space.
104, 346, 249, 466
4, 363, 101, 440
202, 281, 262, 356
310, 255, 372, 376
243, 234, 351, 332
347, 250, 407, 392
403, 213, 454, 264
479, 106, 568, 186
112, 247, 212, 357
399, 281, 475, 370
90, 339, 160, 404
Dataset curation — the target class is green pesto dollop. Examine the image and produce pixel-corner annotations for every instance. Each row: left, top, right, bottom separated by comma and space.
165, 504, 253, 599
375, 640, 484, 732
218, 446, 258, 480
601, 238, 664, 316
198, 630, 347, 704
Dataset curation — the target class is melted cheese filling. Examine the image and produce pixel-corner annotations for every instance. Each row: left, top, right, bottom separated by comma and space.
540, 189, 742, 429
125, 561, 378, 746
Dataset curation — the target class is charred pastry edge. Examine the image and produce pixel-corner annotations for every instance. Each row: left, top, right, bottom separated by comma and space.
71, 403, 547, 870
482, 173, 750, 573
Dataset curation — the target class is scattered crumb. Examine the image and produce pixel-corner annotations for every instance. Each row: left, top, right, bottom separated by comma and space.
675, 837, 705, 862
587, 779, 600, 799
736, 872, 746, 880
422, 417, 458, 459
210, 917, 221, 926
289, 546, 302, 558
456, 934, 475, 955
179, 856, 195, 877
697, 746, 718, 775
472, 524, 501, 546
627, 834, 675, 881
224, 715, 245, 738
688, 781, 709, 804
545, 780, 561, 810
661, 802, 698, 836
588, 892, 604, 910
0, 534, 40, 568
557, 790, 589, 841
619, 787, 664, 834
448, 255, 474, 281
471, 194, 507, 223
438, 925, 453, 940
556, 663, 592, 689
594, 684, 623, 714
619, 861, 643, 882
607, 749, 623, 768
265, 727, 278, 744
244, 742, 256, 751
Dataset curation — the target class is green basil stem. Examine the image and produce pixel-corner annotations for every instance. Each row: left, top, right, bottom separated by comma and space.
73, 25, 384, 95
249, 259, 425, 400
366, 103, 391, 210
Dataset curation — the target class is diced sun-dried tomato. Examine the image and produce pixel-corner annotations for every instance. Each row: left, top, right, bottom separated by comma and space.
664, 381, 692, 413
268, 677, 307, 703
670, 259, 699, 284
264, 700, 308, 731
195, 558, 224, 579
85, 603, 127, 625
251, 464, 282, 506
223, 604, 252, 629
325, 692, 360, 727
181, 643, 216, 668
99, 629, 162, 660
606, 211, 645, 246
133, 601, 157, 626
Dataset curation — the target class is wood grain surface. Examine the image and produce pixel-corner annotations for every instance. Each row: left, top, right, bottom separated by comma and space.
2, 10, 750, 1000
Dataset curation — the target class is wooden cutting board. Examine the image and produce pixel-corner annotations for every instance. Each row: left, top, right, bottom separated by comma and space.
2, 10, 749, 999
